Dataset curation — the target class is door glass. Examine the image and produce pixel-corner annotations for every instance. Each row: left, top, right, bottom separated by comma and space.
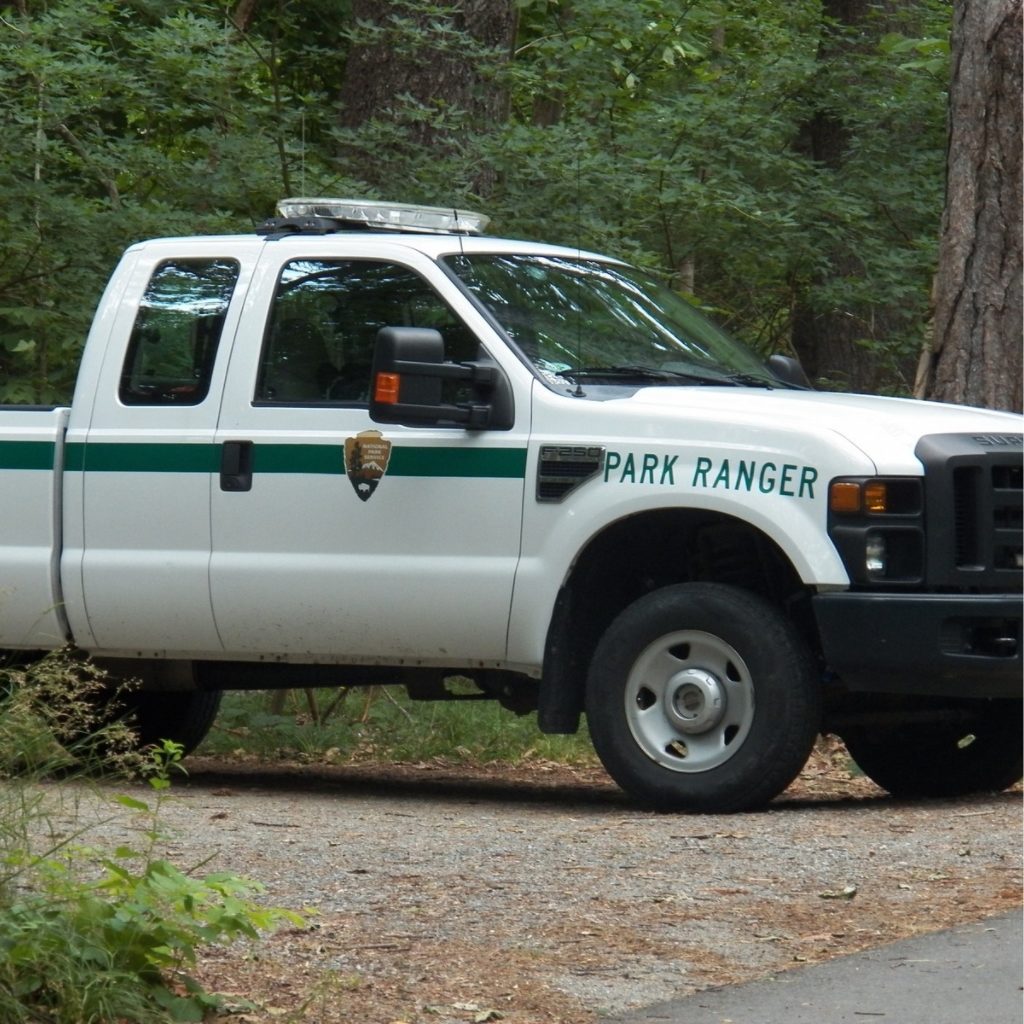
119, 259, 240, 405
255, 259, 479, 405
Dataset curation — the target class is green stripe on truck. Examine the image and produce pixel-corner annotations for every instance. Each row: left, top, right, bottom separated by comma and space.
0, 440, 55, 470
60, 441, 527, 478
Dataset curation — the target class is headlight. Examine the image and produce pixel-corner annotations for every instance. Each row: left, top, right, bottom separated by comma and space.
865, 533, 887, 573
828, 477, 924, 585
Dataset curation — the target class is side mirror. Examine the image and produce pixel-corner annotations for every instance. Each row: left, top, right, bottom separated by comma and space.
766, 353, 813, 389
369, 326, 513, 429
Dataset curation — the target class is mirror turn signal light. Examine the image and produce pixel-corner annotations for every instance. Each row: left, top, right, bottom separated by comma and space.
373, 372, 401, 405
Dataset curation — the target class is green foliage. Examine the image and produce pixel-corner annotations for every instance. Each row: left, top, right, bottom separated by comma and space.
0, 660, 305, 1024
0, 649, 142, 776
201, 686, 597, 767
495, 0, 950, 368
0, 0, 954, 400
0, 847, 299, 1023
0, 0, 347, 403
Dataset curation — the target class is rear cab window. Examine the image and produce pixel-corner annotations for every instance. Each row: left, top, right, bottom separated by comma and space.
119, 259, 240, 406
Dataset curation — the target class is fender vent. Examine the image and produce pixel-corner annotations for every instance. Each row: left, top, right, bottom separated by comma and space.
537, 444, 605, 502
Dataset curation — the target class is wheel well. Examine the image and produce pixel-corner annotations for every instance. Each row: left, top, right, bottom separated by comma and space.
538, 509, 813, 733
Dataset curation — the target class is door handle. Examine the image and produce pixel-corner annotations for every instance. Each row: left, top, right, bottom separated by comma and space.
220, 440, 253, 492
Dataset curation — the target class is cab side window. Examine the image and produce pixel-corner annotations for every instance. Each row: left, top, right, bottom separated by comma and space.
120, 259, 239, 406
255, 259, 478, 405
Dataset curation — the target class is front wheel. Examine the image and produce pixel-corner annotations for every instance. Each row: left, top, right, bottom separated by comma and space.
842, 703, 1022, 798
585, 583, 821, 812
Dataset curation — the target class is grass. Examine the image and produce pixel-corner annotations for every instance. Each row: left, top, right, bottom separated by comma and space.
197, 685, 598, 767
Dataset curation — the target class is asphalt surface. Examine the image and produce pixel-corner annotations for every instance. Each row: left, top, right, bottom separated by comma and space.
604, 910, 1023, 1024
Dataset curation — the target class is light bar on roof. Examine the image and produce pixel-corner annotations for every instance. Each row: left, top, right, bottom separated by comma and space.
277, 198, 490, 235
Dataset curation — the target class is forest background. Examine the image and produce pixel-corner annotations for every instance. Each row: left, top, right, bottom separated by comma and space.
0, 0, 1020, 409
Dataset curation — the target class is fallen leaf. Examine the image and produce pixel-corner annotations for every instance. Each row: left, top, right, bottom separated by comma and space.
819, 885, 858, 900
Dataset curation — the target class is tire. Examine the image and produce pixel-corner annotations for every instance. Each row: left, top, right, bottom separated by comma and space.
842, 703, 1022, 798
127, 689, 223, 756
585, 583, 821, 813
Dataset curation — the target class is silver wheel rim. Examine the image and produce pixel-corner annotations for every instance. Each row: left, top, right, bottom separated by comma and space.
623, 629, 756, 773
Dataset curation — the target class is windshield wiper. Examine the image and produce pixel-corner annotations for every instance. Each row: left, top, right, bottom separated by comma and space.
555, 365, 776, 388
555, 365, 701, 383
722, 372, 777, 389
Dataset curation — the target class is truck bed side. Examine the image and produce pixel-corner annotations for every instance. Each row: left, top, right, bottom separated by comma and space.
0, 406, 70, 648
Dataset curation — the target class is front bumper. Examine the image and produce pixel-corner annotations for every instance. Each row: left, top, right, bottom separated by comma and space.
813, 591, 1022, 699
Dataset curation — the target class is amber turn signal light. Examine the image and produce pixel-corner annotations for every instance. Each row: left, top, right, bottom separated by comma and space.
863, 481, 888, 513
373, 372, 401, 404
829, 480, 862, 514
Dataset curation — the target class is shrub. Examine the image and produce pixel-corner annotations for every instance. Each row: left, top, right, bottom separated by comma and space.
0, 648, 140, 777
0, 658, 305, 1023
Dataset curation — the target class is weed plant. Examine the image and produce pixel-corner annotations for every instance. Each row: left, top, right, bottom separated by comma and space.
199, 685, 598, 767
0, 651, 303, 1023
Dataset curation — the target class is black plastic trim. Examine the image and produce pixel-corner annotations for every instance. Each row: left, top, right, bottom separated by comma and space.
537, 444, 605, 502
813, 591, 1021, 698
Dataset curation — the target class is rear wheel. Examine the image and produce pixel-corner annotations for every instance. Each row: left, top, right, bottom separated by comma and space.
86, 662, 222, 758
842, 703, 1022, 798
127, 688, 223, 756
585, 582, 821, 812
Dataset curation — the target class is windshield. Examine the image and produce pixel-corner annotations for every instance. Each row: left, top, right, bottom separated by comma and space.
444, 254, 778, 389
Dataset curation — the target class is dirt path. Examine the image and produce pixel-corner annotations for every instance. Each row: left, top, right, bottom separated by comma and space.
53, 750, 1022, 1024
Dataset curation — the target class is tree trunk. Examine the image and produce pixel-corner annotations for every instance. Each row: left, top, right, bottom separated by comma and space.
916, 0, 1022, 411
790, 0, 889, 394
337, 0, 517, 195
230, 0, 259, 32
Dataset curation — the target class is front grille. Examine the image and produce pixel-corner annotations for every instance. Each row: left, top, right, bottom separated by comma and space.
917, 433, 1023, 589
952, 466, 981, 567
991, 461, 1024, 570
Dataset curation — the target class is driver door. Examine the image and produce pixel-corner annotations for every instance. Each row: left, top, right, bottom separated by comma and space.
209, 246, 528, 663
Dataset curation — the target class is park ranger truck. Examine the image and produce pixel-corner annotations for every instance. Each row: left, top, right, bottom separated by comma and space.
1, 199, 1021, 812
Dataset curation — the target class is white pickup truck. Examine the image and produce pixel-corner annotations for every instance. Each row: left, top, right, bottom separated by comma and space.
2, 199, 1021, 811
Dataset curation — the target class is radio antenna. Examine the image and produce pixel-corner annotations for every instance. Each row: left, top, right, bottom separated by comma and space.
454, 206, 467, 258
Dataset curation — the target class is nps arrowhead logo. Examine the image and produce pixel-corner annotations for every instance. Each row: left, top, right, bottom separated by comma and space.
344, 430, 392, 502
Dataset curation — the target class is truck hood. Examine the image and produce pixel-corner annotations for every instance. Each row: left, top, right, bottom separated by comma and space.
626, 387, 1023, 473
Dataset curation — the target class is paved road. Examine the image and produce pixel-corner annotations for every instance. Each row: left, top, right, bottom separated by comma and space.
605, 910, 1023, 1024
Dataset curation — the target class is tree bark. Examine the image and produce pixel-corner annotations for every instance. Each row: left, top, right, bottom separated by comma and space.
337, 0, 517, 194
916, 0, 1022, 411
230, 0, 259, 32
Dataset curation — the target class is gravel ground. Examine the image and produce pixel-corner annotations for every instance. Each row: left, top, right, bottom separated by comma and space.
32, 746, 1023, 1024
